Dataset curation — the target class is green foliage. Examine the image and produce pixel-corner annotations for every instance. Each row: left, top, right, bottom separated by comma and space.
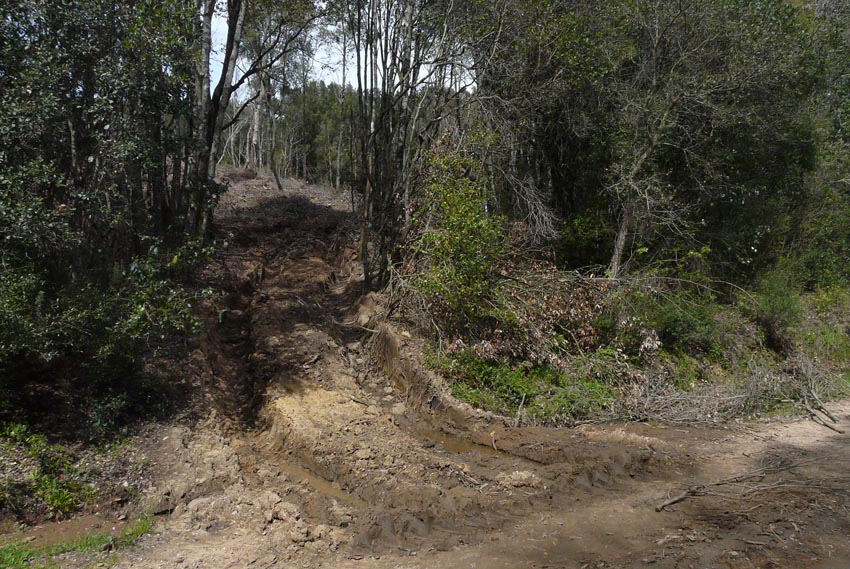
671, 353, 701, 392
808, 286, 850, 316
751, 271, 804, 330
414, 152, 506, 327
606, 279, 724, 357
643, 292, 720, 353
744, 269, 804, 353
799, 286, 850, 365
793, 150, 850, 287
0, 424, 94, 518
440, 349, 615, 422
0, 250, 204, 389
31, 474, 88, 518
802, 325, 850, 365
0, 0, 205, 425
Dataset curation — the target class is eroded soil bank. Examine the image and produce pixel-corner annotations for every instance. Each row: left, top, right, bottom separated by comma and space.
31, 175, 849, 568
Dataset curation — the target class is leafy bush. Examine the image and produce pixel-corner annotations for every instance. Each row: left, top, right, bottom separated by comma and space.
671, 352, 701, 392
641, 291, 721, 353
413, 151, 505, 329
0, 243, 209, 398
599, 281, 724, 358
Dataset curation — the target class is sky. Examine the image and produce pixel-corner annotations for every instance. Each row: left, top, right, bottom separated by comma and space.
210, 13, 349, 97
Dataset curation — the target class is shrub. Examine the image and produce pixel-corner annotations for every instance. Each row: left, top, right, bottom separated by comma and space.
0, 241, 209, 423
413, 151, 505, 329
746, 269, 803, 354
604, 282, 724, 357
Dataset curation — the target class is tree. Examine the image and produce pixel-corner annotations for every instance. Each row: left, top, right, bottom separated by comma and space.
190, 0, 316, 233
0, 0, 200, 389
599, 0, 819, 279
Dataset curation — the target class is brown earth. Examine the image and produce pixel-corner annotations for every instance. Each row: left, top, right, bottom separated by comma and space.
35, 174, 850, 568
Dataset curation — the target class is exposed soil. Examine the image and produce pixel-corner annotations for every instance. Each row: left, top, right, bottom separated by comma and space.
32, 174, 850, 568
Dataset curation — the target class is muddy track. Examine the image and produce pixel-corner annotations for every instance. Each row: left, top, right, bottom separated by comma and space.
115, 177, 850, 569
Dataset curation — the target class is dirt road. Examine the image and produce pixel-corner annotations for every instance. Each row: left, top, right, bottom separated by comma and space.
112, 176, 850, 569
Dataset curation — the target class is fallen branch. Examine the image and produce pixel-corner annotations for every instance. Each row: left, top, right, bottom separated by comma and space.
656, 459, 821, 511
804, 401, 844, 433
656, 485, 707, 511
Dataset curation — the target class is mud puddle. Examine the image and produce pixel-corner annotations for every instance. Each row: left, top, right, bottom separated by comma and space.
275, 461, 366, 508
0, 514, 127, 548
417, 428, 506, 458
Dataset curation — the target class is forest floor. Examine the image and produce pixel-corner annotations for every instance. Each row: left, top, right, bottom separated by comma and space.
11, 173, 850, 568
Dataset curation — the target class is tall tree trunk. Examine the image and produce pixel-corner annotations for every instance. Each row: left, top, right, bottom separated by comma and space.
335, 28, 347, 190
250, 77, 265, 169
194, 0, 248, 236
610, 202, 633, 280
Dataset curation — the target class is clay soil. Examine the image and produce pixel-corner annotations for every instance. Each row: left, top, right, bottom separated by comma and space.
38, 174, 850, 568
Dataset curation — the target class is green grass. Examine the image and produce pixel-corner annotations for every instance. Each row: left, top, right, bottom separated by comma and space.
0, 516, 154, 569
801, 324, 850, 364
443, 349, 615, 422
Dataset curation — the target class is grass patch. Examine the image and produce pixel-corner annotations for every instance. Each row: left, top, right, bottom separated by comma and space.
0, 423, 96, 519
801, 324, 850, 364
440, 349, 616, 423
0, 515, 154, 569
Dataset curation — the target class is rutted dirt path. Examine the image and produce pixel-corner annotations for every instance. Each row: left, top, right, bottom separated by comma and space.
113, 177, 850, 569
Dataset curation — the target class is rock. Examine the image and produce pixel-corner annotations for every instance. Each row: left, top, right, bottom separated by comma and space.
496, 470, 541, 489
353, 448, 373, 461
272, 501, 300, 522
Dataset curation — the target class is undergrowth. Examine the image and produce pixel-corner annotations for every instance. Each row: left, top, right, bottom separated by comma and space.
0, 515, 153, 569
433, 348, 616, 424
405, 148, 850, 425
0, 423, 95, 519
416, 258, 850, 425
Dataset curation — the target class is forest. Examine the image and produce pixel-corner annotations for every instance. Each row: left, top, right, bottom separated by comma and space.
3, 0, 849, 419
1, 0, 850, 564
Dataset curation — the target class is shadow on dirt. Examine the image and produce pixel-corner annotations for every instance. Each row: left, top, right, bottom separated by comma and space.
653, 426, 850, 568
200, 191, 363, 426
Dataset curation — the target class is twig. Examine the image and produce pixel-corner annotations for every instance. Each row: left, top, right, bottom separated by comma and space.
656, 485, 707, 511
514, 394, 526, 428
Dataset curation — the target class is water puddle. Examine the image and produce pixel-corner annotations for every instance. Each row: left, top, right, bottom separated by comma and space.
0, 514, 127, 548
416, 428, 542, 468
278, 462, 367, 508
